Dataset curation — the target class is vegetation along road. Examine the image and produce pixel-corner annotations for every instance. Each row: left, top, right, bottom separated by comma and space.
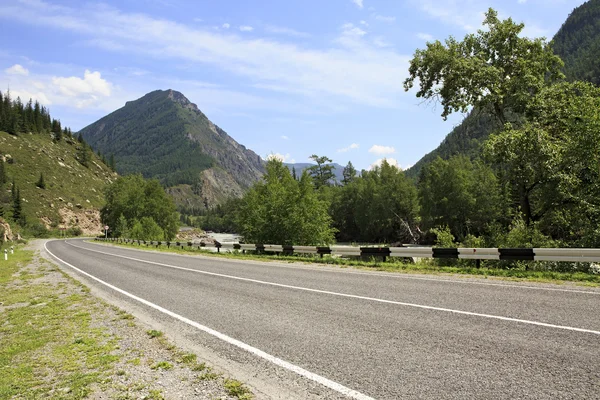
45, 239, 600, 399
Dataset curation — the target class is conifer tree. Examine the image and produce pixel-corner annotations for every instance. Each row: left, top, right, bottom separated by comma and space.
12, 187, 22, 223
0, 160, 6, 186
36, 172, 46, 189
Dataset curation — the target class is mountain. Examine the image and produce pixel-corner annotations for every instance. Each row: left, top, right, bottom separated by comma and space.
284, 162, 345, 183
405, 0, 600, 179
552, 0, 600, 85
78, 90, 264, 211
0, 130, 116, 234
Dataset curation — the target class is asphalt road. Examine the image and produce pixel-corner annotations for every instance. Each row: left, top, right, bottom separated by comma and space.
44, 239, 600, 399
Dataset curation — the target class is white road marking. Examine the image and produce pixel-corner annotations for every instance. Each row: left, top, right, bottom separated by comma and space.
65, 240, 600, 336
88, 240, 600, 295
44, 241, 375, 400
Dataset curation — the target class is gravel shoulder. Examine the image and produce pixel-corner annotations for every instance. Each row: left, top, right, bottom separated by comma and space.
9, 239, 255, 399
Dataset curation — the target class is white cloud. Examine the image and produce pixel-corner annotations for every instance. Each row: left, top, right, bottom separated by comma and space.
369, 144, 395, 155
518, 0, 527, 3
11, 89, 51, 105
417, 32, 434, 41
341, 22, 367, 37
337, 143, 359, 153
222, 23, 230, 29
281, 135, 289, 140
5, 64, 29, 76
370, 158, 400, 170
415, 0, 485, 31
239, 25, 253, 32
52, 70, 112, 97
374, 14, 396, 23
359, 20, 368, 26
0, 1, 410, 109
266, 153, 295, 163
265, 25, 310, 38
372, 37, 391, 48
351, 0, 364, 9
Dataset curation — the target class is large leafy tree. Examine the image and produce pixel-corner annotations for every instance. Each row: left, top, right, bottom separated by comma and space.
403, 8, 564, 125
101, 174, 178, 240
237, 159, 335, 245
485, 81, 600, 245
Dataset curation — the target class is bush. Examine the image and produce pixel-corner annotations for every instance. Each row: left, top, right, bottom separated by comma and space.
67, 227, 83, 237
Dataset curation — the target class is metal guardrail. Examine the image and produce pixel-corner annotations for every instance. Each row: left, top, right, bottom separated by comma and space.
94, 238, 600, 263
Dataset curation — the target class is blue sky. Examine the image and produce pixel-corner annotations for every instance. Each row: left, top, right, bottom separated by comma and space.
0, 0, 585, 171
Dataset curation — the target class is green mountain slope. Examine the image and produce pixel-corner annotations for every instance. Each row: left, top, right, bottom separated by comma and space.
0, 131, 116, 234
552, 0, 600, 85
406, 0, 599, 179
79, 90, 264, 211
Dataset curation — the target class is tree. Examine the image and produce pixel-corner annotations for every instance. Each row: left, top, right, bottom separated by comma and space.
101, 174, 179, 240
306, 154, 335, 188
36, 172, 46, 189
342, 161, 357, 185
485, 81, 600, 245
109, 153, 116, 171
12, 187, 22, 224
78, 143, 90, 167
331, 160, 419, 243
0, 160, 7, 186
237, 159, 336, 245
418, 156, 502, 241
403, 8, 564, 125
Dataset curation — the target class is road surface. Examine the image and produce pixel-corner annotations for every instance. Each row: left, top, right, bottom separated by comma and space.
44, 239, 600, 399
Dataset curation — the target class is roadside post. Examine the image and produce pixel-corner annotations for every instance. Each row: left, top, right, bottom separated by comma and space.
4, 249, 7, 261
104, 225, 109, 239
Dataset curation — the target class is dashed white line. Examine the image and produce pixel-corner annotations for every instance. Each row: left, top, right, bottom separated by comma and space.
64, 240, 600, 336
44, 241, 375, 400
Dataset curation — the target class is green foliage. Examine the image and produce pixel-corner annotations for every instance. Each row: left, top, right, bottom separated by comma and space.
237, 159, 335, 245
430, 226, 456, 247
306, 154, 335, 188
129, 217, 165, 241
485, 81, 600, 246
419, 156, 502, 241
0, 160, 7, 186
331, 160, 419, 243
404, 8, 564, 124
101, 175, 178, 240
552, 0, 600, 85
35, 173, 45, 189
78, 90, 215, 186
0, 90, 54, 135
341, 161, 357, 185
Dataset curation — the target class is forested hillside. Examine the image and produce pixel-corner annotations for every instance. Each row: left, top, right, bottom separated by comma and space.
0, 90, 116, 236
406, 0, 600, 179
552, 0, 600, 85
79, 90, 264, 212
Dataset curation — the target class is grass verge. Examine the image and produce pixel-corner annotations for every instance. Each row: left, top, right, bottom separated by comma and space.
0, 247, 119, 399
101, 240, 600, 286
0, 244, 254, 399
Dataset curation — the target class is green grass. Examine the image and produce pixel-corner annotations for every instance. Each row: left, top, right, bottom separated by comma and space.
102, 240, 600, 286
0, 130, 114, 229
0, 247, 120, 399
150, 361, 173, 371
146, 329, 163, 338
224, 378, 254, 399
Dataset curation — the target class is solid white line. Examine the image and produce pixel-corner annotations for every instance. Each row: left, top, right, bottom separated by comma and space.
67, 240, 600, 336
88, 240, 600, 295
44, 241, 375, 400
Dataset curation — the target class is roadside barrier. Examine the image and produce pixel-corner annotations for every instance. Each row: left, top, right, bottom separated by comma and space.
94, 238, 600, 264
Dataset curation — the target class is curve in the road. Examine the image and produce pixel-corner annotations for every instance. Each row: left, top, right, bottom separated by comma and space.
45, 241, 375, 400
63, 240, 600, 336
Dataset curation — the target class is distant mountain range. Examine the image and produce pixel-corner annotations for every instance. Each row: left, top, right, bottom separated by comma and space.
284, 162, 345, 183
78, 89, 265, 211
405, 0, 600, 179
